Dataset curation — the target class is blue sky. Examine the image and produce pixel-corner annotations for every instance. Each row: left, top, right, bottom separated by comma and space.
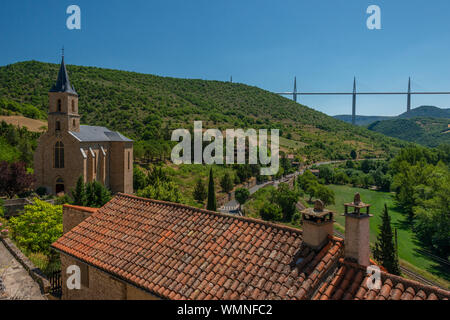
1, 0, 449, 116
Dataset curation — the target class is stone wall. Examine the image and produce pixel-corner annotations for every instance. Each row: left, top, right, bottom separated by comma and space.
62, 204, 97, 234
60, 253, 159, 300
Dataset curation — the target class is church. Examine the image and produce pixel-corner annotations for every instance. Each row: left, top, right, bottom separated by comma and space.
34, 55, 133, 195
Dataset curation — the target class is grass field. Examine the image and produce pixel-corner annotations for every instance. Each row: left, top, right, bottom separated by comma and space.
325, 185, 449, 288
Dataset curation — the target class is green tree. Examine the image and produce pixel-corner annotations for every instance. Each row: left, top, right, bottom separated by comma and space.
137, 179, 182, 203
315, 185, 335, 206
93, 181, 111, 207
373, 204, 400, 275
71, 176, 86, 206
193, 178, 207, 203
9, 199, 62, 254
271, 183, 299, 221
207, 168, 217, 211
235, 187, 250, 211
133, 165, 147, 191
350, 149, 357, 160
220, 172, 234, 193
259, 202, 282, 221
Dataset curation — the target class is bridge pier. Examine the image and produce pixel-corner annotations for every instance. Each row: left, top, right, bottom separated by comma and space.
352, 77, 356, 125
407, 77, 411, 112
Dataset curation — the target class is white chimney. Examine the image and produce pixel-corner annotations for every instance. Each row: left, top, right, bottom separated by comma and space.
343, 193, 372, 267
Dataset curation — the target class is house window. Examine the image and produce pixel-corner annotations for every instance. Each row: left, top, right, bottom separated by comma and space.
57, 99, 62, 112
54, 141, 64, 168
56, 120, 61, 131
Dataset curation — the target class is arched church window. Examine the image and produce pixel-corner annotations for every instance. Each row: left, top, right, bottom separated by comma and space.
56, 120, 61, 131
54, 141, 64, 168
73, 119, 76, 127
72, 100, 75, 112
57, 99, 62, 112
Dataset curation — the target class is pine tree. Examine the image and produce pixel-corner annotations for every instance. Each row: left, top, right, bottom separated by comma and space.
220, 172, 233, 193
193, 178, 207, 203
72, 176, 86, 206
207, 168, 217, 211
85, 182, 96, 207
373, 204, 400, 275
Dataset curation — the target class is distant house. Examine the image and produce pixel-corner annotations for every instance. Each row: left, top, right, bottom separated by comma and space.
52, 193, 450, 300
309, 169, 320, 176
34, 55, 133, 195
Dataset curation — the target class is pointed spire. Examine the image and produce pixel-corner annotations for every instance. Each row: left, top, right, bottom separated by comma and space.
49, 50, 77, 95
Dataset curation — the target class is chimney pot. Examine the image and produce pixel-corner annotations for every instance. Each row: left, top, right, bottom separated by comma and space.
301, 200, 334, 250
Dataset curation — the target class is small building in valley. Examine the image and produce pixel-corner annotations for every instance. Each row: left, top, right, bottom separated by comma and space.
33, 54, 133, 195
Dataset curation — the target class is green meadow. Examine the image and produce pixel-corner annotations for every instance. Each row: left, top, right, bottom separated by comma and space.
326, 184, 449, 288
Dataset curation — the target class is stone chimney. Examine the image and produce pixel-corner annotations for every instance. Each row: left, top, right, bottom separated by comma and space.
342, 193, 372, 267
300, 200, 334, 250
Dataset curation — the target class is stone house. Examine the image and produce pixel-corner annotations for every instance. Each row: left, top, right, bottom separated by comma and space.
52, 193, 450, 300
33, 55, 133, 195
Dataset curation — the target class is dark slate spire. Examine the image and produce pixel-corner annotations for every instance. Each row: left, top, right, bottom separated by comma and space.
49, 52, 77, 95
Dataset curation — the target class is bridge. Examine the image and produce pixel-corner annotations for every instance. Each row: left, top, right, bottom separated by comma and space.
276, 77, 450, 125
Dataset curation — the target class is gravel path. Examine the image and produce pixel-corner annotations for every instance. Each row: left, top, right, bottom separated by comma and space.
0, 241, 46, 300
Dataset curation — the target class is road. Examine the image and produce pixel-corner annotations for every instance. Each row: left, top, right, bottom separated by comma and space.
218, 160, 344, 215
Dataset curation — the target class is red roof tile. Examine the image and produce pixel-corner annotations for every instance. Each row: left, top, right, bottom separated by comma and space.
312, 259, 450, 301
52, 193, 344, 300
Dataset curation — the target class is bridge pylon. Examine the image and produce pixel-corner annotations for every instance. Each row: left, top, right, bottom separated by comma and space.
407, 77, 411, 112
352, 77, 356, 125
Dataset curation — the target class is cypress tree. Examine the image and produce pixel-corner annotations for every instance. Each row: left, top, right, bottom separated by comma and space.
207, 168, 217, 211
72, 176, 86, 206
373, 204, 400, 275
193, 178, 207, 203
220, 172, 233, 193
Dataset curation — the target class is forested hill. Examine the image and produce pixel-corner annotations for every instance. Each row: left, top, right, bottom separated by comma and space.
367, 117, 450, 147
0, 60, 406, 161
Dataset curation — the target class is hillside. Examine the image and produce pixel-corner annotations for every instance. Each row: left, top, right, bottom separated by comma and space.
367, 117, 450, 147
334, 106, 450, 126
398, 105, 450, 119
333, 115, 393, 126
0, 60, 407, 161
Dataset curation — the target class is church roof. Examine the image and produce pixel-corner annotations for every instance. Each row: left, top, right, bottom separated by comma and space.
49, 56, 77, 95
69, 125, 133, 142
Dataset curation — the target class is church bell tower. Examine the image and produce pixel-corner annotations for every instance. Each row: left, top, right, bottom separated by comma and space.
48, 51, 80, 134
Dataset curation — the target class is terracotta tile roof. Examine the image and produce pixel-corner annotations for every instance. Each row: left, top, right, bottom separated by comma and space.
312, 259, 450, 301
52, 193, 344, 300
